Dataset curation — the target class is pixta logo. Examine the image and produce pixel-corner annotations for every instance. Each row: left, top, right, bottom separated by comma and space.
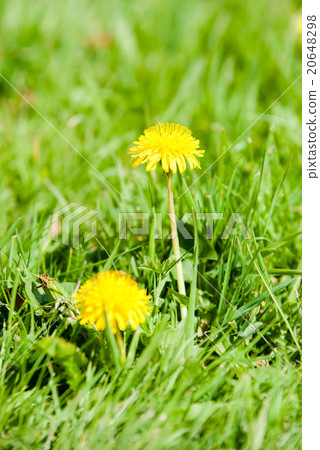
50, 203, 98, 249
118, 212, 251, 240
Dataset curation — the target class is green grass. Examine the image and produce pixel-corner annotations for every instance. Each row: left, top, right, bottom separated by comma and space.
0, 0, 302, 448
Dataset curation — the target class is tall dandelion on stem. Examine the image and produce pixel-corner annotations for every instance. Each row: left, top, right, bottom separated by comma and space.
130, 123, 205, 319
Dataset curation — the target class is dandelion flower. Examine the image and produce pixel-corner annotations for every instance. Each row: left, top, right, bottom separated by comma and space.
73, 271, 152, 333
129, 122, 204, 173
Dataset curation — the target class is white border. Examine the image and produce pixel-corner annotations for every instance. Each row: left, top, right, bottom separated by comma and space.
302, 0, 320, 448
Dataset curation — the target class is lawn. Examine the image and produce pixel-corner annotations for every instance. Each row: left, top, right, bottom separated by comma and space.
0, 0, 302, 448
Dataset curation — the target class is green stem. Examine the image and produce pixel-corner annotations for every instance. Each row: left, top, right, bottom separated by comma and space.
115, 326, 126, 365
185, 209, 198, 356
167, 172, 187, 319
154, 273, 161, 310
104, 313, 121, 372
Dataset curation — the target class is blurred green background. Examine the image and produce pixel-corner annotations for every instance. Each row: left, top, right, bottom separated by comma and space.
0, 0, 301, 231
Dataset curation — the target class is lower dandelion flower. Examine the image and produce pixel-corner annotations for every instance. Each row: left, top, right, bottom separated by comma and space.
73, 271, 152, 333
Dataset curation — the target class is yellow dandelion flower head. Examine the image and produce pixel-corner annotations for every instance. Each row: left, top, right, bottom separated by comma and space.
129, 122, 205, 173
73, 271, 152, 333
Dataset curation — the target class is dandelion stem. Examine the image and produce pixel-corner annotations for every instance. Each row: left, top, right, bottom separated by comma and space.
167, 172, 187, 319
104, 313, 121, 372
115, 326, 126, 364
